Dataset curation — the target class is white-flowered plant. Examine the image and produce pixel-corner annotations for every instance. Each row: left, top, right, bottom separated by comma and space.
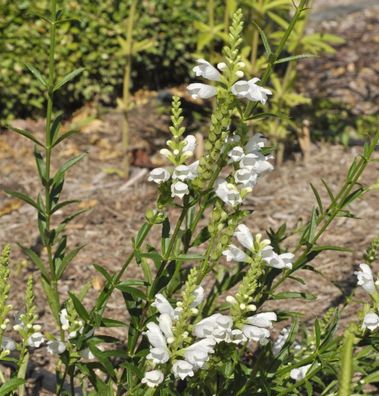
4, 2, 379, 396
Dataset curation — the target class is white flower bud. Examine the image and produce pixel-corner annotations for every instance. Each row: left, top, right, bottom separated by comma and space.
240, 303, 246, 310
237, 62, 245, 68
33, 324, 42, 331
191, 308, 198, 315
226, 296, 237, 305
236, 70, 244, 78
217, 62, 227, 71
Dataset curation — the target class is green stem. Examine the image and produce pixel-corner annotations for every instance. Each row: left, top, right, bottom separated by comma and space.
122, 0, 137, 177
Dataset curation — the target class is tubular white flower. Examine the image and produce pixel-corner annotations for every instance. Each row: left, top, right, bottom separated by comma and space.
141, 370, 164, 388
159, 148, 172, 159
355, 263, 376, 294
148, 168, 170, 184
214, 179, 242, 207
262, 247, 294, 270
171, 181, 189, 199
158, 313, 174, 343
145, 322, 167, 349
194, 314, 233, 343
290, 364, 312, 381
147, 347, 170, 364
272, 327, 290, 357
234, 168, 258, 188
173, 165, 194, 181
231, 329, 247, 345
246, 133, 267, 153
187, 83, 217, 99
362, 312, 379, 331
243, 312, 277, 343
152, 294, 175, 319
228, 146, 245, 162
27, 332, 44, 348
60, 309, 69, 331
234, 224, 254, 250
246, 312, 277, 328
1, 336, 15, 351
232, 78, 272, 104
184, 135, 197, 154
193, 59, 221, 81
222, 244, 247, 262
184, 338, 216, 369
172, 360, 195, 380
47, 340, 66, 355
240, 153, 273, 174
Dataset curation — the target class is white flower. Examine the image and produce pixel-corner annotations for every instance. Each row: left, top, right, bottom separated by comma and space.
172, 360, 195, 380
192, 286, 205, 307
290, 364, 312, 381
230, 329, 247, 345
355, 263, 376, 294
184, 135, 197, 154
171, 181, 189, 199
362, 312, 379, 331
228, 146, 245, 162
214, 179, 242, 207
148, 168, 170, 184
240, 153, 273, 174
234, 168, 258, 188
243, 312, 277, 343
158, 313, 174, 344
193, 59, 221, 81
80, 348, 95, 360
47, 340, 66, 355
222, 244, 247, 262
234, 224, 254, 250
187, 83, 217, 99
173, 165, 194, 181
246, 133, 267, 153
231, 78, 272, 104
272, 327, 289, 357
152, 294, 175, 319
184, 338, 216, 369
1, 336, 16, 351
145, 322, 170, 364
142, 370, 164, 388
262, 246, 294, 270
27, 332, 44, 348
194, 314, 233, 343
60, 309, 69, 331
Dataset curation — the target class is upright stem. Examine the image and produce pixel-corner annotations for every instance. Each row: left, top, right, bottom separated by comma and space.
250, 0, 263, 73
122, 0, 137, 178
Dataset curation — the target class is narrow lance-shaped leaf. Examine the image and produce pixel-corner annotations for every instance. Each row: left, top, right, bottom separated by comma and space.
54, 67, 85, 91
274, 53, 315, 64
53, 153, 86, 183
2, 124, 45, 147
252, 21, 272, 56
3, 189, 39, 210
25, 63, 48, 87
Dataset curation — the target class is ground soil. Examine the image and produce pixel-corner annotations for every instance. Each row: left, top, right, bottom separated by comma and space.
0, 0, 378, 394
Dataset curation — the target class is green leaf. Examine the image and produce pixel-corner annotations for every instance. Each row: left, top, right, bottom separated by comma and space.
25, 63, 48, 87
53, 153, 86, 183
3, 189, 38, 210
311, 245, 352, 253
272, 291, 317, 301
173, 253, 205, 261
0, 378, 25, 396
34, 147, 47, 185
252, 21, 272, 56
52, 129, 79, 148
56, 245, 85, 279
41, 276, 60, 323
310, 183, 323, 214
274, 54, 315, 64
338, 330, 354, 396
69, 292, 90, 322
54, 67, 85, 91
50, 113, 63, 145
51, 199, 80, 214
3, 124, 45, 147
117, 284, 146, 300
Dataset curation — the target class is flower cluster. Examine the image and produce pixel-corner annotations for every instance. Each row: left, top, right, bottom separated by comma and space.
148, 97, 199, 200
223, 223, 294, 270
188, 59, 272, 105
214, 132, 273, 207
355, 263, 379, 331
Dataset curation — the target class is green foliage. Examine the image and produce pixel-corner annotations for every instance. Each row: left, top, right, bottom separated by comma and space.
0, 0, 205, 119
